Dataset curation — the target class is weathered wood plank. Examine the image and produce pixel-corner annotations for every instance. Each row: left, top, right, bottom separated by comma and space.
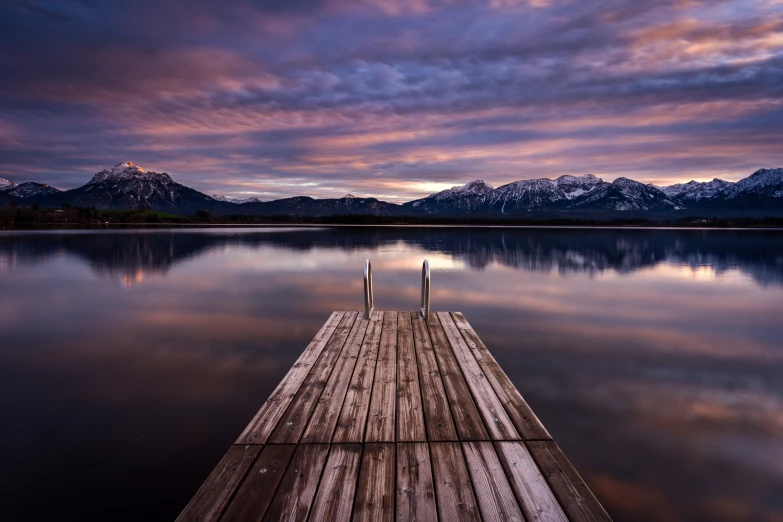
353, 443, 395, 522
411, 313, 458, 442
238, 312, 345, 444
451, 312, 551, 440
396, 443, 437, 522
262, 444, 329, 522
526, 441, 612, 522
308, 444, 363, 522
365, 312, 398, 443
221, 445, 296, 522
426, 313, 488, 441
495, 441, 569, 522
333, 311, 383, 443
438, 312, 519, 441
397, 313, 427, 442
268, 312, 359, 444
175, 445, 260, 522
462, 442, 524, 522
429, 442, 481, 522
301, 316, 369, 443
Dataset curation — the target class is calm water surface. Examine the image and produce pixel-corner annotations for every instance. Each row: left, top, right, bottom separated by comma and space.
1, 227, 782, 522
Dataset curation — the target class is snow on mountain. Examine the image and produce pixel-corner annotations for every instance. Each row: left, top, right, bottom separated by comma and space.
0, 178, 18, 191
3, 182, 61, 198
51, 161, 217, 211
428, 180, 494, 202
570, 177, 681, 211
724, 168, 783, 198
210, 194, 263, 204
488, 174, 603, 212
661, 179, 733, 201
404, 179, 495, 212
555, 174, 603, 199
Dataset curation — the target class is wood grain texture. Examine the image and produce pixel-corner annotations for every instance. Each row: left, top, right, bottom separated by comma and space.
451, 312, 551, 440
262, 444, 329, 522
429, 442, 481, 522
269, 312, 359, 444
396, 443, 437, 522
396, 313, 427, 442
301, 316, 369, 443
353, 443, 395, 522
175, 444, 260, 522
462, 442, 524, 522
495, 441, 569, 522
333, 311, 383, 443
426, 313, 488, 441
438, 312, 520, 441
221, 445, 295, 522
308, 444, 363, 522
411, 313, 458, 441
237, 312, 344, 444
365, 312, 398, 443
526, 441, 612, 522
183, 311, 611, 522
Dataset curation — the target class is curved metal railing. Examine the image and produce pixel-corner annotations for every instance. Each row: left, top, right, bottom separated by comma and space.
420, 259, 430, 320
364, 259, 374, 319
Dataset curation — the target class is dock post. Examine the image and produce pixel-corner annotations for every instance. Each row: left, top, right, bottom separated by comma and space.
364, 259, 374, 319
420, 259, 430, 319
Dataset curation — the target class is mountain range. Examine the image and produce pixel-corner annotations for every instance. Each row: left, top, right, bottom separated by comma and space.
2, 161, 783, 218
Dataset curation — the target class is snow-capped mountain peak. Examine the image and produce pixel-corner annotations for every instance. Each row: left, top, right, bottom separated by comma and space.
555, 173, 603, 199
210, 194, 263, 204
660, 178, 733, 201
726, 168, 783, 198
0, 177, 18, 191
88, 162, 173, 186
3, 182, 61, 198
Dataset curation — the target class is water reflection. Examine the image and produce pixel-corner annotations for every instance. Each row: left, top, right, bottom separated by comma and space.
2, 227, 782, 286
0, 227, 781, 522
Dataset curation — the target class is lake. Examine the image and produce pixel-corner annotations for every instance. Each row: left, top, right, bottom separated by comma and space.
1, 226, 782, 522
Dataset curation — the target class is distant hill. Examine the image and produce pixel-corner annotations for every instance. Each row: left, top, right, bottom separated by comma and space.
5, 162, 783, 218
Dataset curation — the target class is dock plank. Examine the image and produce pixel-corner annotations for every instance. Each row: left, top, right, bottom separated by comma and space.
495, 441, 569, 522
426, 313, 488, 441
397, 313, 427, 442
438, 312, 520, 441
411, 313, 458, 442
451, 312, 551, 440
175, 445, 260, 522
308, 444, 363, 522
268, 312, 359, 444
221, 444, 295, 522
527, 441, 612, 522
237, 312, 344, 444
430, 442, 481, 522
183, 311, 610, 522
353, 443, 395, 522
333, 311, 383, 443
396, 443, 437, 522
262, 444, 329, 522
365, 312, 398, 442
301, 316, 369, 443
462, 442, 524, 522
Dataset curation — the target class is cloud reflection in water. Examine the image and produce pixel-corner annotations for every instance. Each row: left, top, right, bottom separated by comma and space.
0, 226, 782, 521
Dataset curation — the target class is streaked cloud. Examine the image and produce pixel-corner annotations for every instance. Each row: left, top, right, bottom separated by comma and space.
0, 0, 781, 199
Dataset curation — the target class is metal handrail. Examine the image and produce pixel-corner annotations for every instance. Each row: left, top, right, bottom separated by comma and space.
420, 259, 430, 320
364, 259, 374, 319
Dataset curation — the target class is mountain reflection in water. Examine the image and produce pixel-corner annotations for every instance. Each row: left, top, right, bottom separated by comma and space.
0, 227, 781, 522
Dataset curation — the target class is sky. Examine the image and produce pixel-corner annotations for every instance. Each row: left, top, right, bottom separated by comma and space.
0, 0, 782, 201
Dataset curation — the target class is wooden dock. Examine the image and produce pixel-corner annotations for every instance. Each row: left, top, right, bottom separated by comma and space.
176, 311, 611, 521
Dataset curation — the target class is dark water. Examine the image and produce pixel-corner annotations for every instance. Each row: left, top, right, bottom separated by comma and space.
1, 227, 782, 522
